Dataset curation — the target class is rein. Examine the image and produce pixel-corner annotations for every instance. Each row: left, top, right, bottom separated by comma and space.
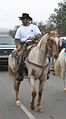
27, 59, 49, 69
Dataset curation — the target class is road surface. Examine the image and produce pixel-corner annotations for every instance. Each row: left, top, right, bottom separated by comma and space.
0, 71, 66, 119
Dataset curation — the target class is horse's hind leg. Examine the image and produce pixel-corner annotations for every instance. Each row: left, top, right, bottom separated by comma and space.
29, 76, 36, 110
37, 79, 44, 111
13, 80, 21, 106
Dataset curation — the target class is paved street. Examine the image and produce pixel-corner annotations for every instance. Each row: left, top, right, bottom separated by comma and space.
0, 71, 66, 119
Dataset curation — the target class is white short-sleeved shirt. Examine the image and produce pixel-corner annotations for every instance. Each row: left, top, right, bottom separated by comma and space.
15, 24, 41, 42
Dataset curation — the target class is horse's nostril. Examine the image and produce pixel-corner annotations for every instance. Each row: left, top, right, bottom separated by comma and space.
54, 55, 58, 59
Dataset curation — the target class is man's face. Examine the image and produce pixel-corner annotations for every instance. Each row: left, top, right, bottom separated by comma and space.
21, 18, 30, 26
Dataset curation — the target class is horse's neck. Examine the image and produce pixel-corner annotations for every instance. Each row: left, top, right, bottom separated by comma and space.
28, 34, 48, 65
37, 33, 49, 48
28, 45, 47, 65
38, 38, 47, 64
38, 49, 47, 64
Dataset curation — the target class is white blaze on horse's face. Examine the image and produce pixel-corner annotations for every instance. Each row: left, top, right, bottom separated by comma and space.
47, 37, 59, 59
46, 38, 52, 55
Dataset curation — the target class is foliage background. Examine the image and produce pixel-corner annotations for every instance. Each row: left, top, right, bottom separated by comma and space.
9, 0, 66, 38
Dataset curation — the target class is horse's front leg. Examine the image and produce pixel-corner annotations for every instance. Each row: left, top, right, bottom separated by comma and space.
13, 80, 21, 106
37, 79, 45, 111
29, 76, 36, 110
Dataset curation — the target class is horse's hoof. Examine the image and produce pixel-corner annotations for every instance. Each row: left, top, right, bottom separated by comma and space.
30, 104, 35, 110
37, 104, 42, 112
64, 88, 66, 92
30, 105, 35, 110
38, 106, 42, 112
16, 100, 20, 106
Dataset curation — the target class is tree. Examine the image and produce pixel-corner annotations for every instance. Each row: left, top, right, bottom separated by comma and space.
9, 25, 20, 38
47, 0, 66, 36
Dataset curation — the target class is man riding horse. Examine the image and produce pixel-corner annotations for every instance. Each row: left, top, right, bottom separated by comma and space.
14, 13, 42, 83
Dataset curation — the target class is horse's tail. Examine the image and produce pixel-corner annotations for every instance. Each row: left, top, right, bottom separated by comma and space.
8, 53, 16, 81
54, 58, 61, 77
8, 66, 15, 80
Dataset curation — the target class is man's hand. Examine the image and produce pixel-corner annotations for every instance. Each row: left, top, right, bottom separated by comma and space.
27, 35, 34, 40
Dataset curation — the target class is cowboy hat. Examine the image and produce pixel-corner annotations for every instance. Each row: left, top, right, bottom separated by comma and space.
18, 13, 32, 21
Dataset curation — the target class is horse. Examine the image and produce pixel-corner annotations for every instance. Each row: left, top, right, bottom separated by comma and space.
54, 48, 66, 92
8, 33, 59, 111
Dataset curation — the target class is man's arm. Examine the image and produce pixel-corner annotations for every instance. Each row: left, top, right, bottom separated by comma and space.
15, 38, 21, 49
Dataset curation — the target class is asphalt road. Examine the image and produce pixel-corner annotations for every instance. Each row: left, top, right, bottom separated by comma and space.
0, 71, 66, 119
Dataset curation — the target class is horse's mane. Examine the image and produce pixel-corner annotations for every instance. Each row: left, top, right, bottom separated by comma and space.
37, 33, 49, 48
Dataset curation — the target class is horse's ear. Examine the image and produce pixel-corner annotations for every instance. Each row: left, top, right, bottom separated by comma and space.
44, 33, 49, 39
41, 33, 49, 41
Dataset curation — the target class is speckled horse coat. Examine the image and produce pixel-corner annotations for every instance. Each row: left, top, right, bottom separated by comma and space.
25, 33, 58, 111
